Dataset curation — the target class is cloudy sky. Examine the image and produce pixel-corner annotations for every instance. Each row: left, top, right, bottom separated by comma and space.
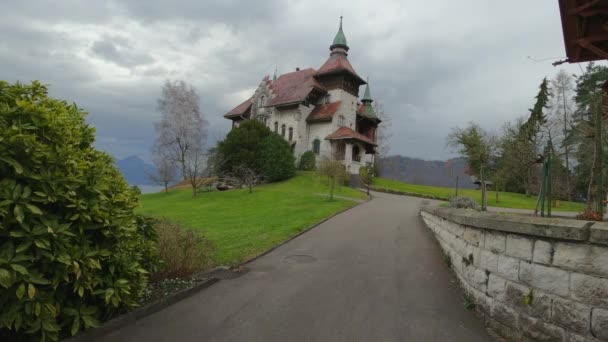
1, 1, 598, 161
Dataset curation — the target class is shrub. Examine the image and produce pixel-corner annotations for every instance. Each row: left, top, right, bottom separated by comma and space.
299, 151, 316, 171
449, 196, 480, 210
0, 81, 158, 341
257, 134, 296, 182
154, 219, 213, 279
217, 119, 271, 173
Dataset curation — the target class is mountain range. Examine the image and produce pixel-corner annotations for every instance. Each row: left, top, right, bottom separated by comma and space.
378, 156, 476, 189
115, 155, 156, 185
115, 154, 475, 189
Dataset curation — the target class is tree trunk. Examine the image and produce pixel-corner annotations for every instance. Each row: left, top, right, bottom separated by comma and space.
563, 87, 572, 201
164, 181, 169, 193
587, 142, 596, 211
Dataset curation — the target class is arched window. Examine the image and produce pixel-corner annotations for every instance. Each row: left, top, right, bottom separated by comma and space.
352, 145, 361, 162
281, 124, 286, 137
313, 139, 320, 154
259, 95, 266, 107
274, 122, 278, 133
338, 115, 345, 127
288, 127, 293, 141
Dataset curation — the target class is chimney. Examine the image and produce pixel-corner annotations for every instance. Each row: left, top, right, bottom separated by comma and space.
296, 67, 300, 71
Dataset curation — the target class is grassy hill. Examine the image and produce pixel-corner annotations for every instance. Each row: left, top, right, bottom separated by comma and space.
138, 172, 365, 266
372, 177, 585, 212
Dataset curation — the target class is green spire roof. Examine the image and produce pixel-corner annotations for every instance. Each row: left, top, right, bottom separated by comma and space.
362, 82, 373, 102
332, 16, 347, 46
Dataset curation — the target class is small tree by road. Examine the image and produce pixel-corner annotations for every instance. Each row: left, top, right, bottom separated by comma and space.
318, 159, 347, 201
448, 123, 497, 211
149, 150, 178, 193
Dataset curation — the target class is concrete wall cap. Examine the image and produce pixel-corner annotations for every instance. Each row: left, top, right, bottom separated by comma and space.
422, 206, 592, 241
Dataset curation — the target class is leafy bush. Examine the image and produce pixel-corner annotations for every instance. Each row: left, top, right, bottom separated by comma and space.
154, 219, 213, 279
299, 151, 316, 171
258, 134, 296, 182
0, 81, 158, 341
449, 196, 480, 210
217, 119, 271, 173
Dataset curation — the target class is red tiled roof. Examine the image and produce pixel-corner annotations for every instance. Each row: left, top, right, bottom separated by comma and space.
306, 101, 342, 122
268, 68, 326, 107
224, 98, 252, 118
316, 55, 365, 84
325, 126, 377, 146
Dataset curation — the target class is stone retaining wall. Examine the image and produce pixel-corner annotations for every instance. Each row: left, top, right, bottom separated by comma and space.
420, 207, 608, 341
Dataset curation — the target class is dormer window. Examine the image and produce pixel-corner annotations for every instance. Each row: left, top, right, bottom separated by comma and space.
338, 115, 345, 127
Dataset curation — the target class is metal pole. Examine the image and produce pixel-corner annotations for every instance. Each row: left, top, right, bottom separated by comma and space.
540, 162, 546, 217
455, 176, 459, 197
547, 141, 552, 218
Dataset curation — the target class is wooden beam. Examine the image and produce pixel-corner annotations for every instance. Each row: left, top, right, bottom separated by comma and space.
570, 0, 601, 15
575, 33, 608, 43
578, 6, 608, 17
579, 39, 608, 58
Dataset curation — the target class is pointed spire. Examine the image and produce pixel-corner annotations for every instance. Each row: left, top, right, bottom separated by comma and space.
362, 78, 373, 103
273, 66, 278, 81
330, 16, 349, 55
361, 78, 376, 117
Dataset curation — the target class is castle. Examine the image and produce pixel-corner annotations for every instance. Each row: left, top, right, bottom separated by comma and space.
223, 18, 381, 175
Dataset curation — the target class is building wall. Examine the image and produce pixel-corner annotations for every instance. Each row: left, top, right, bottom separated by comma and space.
246, 79, 375, 173
420, 207, 608, 342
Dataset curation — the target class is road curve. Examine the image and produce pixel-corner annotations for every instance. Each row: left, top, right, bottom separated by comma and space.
97, 191, 490, 342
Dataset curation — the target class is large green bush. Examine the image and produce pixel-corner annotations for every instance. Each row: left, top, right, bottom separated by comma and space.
0, 81, 157, 341
217, 119, 271, 173
258, 134, 296, 182
299, 151, 316, 171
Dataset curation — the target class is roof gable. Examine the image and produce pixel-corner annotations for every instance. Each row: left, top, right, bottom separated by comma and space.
325, 126, 377, 146
268, 68, 326, 107
224, 98, 252, 118
316, 55, 365, 84
306, 101, 342, 122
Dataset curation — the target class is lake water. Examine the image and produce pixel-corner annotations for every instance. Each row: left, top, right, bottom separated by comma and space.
137, 185, 165, 194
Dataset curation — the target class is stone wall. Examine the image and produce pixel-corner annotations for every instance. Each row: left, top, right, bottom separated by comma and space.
420, 207, 608, 341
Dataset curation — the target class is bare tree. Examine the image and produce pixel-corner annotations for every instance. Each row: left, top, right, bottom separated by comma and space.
550, 69, 575, 200
317, 159, 347, 201
149, 150, 178, 193
184, 145, 207, 196
373, 101, 392, 160
233, 164, 258, 194
154, 80, 208, 180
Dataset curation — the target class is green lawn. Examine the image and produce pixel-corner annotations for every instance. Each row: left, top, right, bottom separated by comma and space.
137, 172, 365, 266
372, 177, 585, 212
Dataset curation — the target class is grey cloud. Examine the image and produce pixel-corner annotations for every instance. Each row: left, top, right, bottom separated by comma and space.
91, 36, 154, 67
0, 0, 596, 162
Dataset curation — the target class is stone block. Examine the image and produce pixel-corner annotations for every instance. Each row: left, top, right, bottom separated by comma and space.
551, 297, 591, 335
479, 249, 499, 273
553, 242, 608, 278
485, 230, 506, 254
506, 234, 534, 261
497, 255, 520, 282
491, 302, 519, 329
520, 314, 566, 342
533, 240, 553, 265
472, 267, 488, 292
571, 273, 608, 308
487, 274, 506, 302
503, 282, 551, 321
464, 227, 484, 247
592, 308, 608, 340
590, 221, 608, 246
519, 262, 570, 297
464, 244, 481, 267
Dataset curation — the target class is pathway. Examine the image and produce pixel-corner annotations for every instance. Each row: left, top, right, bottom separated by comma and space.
96, 191, 490, 342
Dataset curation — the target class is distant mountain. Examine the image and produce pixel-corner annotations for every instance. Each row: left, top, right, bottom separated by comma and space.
378, 156, 476, 189
116, 155, 156, 185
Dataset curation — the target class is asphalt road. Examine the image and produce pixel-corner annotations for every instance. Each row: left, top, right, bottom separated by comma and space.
96, 191, 491, 342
